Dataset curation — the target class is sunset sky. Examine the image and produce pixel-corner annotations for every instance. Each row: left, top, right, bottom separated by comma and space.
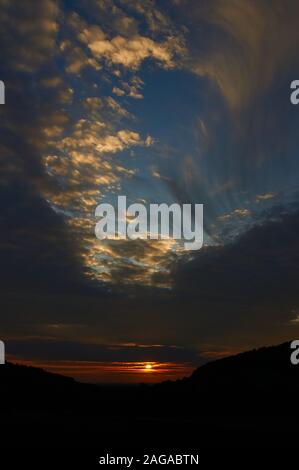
1, 0, 299, 383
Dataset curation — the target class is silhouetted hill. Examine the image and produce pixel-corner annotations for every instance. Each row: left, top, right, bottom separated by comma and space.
190, 341, 297, 387
1, 362, 75, 388
154, 341, 299, 414
1, 341, 298, 453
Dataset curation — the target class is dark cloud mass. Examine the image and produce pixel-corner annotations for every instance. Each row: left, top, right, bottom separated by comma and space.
1, 0, 299, 382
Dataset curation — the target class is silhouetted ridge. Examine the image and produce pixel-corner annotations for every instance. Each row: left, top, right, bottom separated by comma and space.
1, 362, 75, 385
189, 341, 297, 389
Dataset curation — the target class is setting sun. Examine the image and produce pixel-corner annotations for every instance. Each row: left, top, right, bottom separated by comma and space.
145, 364, 152, 370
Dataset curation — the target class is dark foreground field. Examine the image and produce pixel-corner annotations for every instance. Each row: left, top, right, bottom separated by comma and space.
1, 341, 298, 463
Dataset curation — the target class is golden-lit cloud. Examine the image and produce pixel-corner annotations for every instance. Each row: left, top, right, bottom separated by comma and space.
234, 208, 251, 217
41, 92, 160, 285
35, 4, 185, 288
62, 43, 101, 74
121, 0, 178, 35
112, 80, 145, 100
256, 192, 276, 202
79, 25, 182, 70
112, 86, 126, 97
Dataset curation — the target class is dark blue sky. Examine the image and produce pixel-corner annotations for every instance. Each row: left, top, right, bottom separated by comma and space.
1, 0, 299, 382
